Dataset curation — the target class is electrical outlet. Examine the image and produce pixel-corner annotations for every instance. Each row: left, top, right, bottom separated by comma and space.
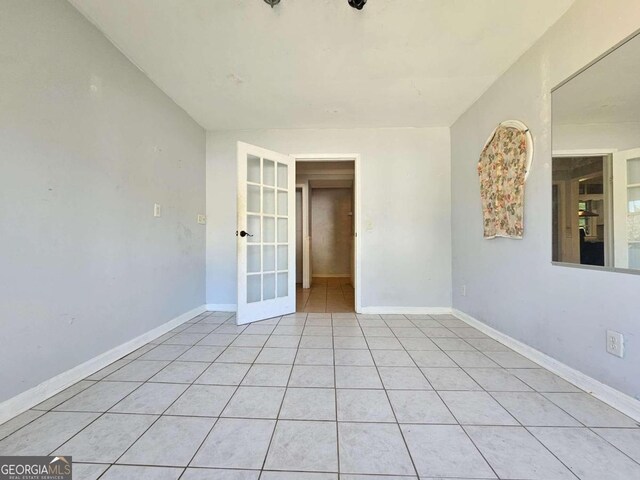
153, 203, 161, 217
461, 285, 467, 297
606, 330, 624, 358
197, 214, 206, 225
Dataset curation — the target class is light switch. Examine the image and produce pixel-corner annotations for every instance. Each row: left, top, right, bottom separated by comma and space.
154, 203, 161, 217
197, 214, 206, 225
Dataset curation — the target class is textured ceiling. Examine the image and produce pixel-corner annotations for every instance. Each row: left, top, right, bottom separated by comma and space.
70, 0, 574, 130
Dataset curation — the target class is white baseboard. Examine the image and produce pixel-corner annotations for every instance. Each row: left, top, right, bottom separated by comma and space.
359, 306, 453, 315
0, 304, 206, 426
206, 303, 237, 312
452, 308, 640, 422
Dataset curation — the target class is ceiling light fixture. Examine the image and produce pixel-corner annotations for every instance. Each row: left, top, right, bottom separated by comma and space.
264, 0, 280, 7
348, 0, 367, 9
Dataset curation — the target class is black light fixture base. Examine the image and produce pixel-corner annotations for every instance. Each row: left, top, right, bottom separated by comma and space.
348, 0, 367, 10
264, 0, 280, 7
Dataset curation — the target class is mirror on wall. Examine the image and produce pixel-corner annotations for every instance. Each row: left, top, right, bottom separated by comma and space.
552, 32, 640, 272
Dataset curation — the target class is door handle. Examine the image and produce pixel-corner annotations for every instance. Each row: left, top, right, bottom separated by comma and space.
237, 230, 253, 237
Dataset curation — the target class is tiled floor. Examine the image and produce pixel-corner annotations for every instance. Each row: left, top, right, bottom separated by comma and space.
297, 277, 354, 313
1, 311, 639, 479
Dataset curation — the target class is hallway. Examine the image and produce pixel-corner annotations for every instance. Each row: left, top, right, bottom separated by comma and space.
296, 277, 355, 313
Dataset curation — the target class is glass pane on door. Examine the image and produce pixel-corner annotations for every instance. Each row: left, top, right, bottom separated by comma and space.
247, 275, 261, 303
248, 155, 261, 183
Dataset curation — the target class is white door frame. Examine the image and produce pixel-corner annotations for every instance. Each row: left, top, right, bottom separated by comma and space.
296, 182, 311, 289
294, 153, 362, 313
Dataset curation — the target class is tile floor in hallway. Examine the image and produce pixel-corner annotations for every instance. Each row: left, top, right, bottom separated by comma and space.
1, 311, 640, 480
297, 277, 354, 313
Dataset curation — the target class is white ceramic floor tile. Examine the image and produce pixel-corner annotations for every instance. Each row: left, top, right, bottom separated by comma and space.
490, 391, 581, 426
215, 347, 261, 364
337, 389, 395, 422
191, 418, 275, 469
397, 337, 439, 350
139, 344, 191, 361
377, 367, 432, 390
464, 368, 532, 392
265, 335, 301, 348
242, 364, 292, 387
181, 468, 259, 480
0, 410, 45, 440
33, 380, 96, 411
508, 369, 580, 392
222, 386, 285, 419
465, 426, 576, 479
484, 351, 540, 368
338, 423, 415, 476
334, 349, 374, 366
408, 351, 457, 368
150, 361, 209, 383
255, 348, 298, 364
530, 426, 640, 480
371, 349, 414, 367
261, 472, 336, 480
0, 411, 99, 455
421, 367, 482, 391
100, 465, 183, 480
335, 366, 382, 389
231, 334, 269, 347
72, 463, 109, 480
165, 384, 236, 417
265, 420, 338, 472
365, 337, 403, 350
118, 416, 214, 466
401, 424, 495, 479
388, 390, 456, 424
289, 365, 334, 388
295, 348, 334, 365
110, 382, 188, 414
446, 351, 499, 368
104, 360, 170, 382
177, 345, 224, 362
299, 336, 333, 349
440, 391, 518, 425
544, 393, 639, 427
593, 428, 640, 463
196, 363, 251, 385
279, 387, 336, 420
54, 413, 156, 462
54, 381, 142, 412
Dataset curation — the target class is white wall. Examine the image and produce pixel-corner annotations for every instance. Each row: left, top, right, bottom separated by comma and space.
554, 122, 640, 152
207, 127, 451, 310
311, 188, 353, 276
451, 0, 640, 399
0, 1, 206, 403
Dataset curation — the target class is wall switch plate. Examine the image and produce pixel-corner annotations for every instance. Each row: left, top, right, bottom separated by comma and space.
197, 214, 206, 225
606, 330, 624, 358
153, 203, 161, 217
461, 285, 467, 297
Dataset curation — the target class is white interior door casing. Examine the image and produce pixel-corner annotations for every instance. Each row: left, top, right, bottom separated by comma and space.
612, 147, 640, 269
237, 142, 296, 324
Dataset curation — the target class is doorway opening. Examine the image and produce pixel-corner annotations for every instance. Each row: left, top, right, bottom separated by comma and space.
295, 157, 359, 313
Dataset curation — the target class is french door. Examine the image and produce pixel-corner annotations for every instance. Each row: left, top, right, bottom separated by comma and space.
236, 142, 296, 324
